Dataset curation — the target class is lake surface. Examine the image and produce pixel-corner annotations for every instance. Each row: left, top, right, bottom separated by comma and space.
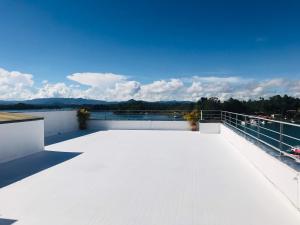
90, 111, 186, 121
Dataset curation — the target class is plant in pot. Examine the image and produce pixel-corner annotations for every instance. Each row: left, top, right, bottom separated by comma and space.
184, 110, 200, 131
77, 108, 90, 130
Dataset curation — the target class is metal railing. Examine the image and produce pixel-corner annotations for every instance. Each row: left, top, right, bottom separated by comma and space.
90, 110, 222, 121
90, 110, 190, 121
221, 111, 300, 162
201, 110, 222, 121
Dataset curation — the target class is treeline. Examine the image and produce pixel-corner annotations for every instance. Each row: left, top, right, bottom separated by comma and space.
93, 95, 300, 117
1, 95, 300, 117
196, 95, 300, 120
91, 99, 195, 111
198, 95, 300, 114
199, 95, 300, 115
0, 103, 64, 110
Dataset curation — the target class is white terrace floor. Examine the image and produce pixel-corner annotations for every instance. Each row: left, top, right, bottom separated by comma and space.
1, 130, 300, 225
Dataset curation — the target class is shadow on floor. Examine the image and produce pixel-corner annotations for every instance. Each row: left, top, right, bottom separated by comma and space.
45, 129, 99, 145
0, 218, 17, 225
0, 151, 82, 188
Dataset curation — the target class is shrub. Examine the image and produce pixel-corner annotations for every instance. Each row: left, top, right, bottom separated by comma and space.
184, 110, 200, 131
77, 108, 90, 130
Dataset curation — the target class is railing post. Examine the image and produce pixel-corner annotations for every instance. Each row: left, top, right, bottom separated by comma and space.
244, 115, 246, 132
257, 119, 260, 139
279, 123, 283, 153
226, 112, 228, 124
236, 114, 238, 128
200, 110, 203, 121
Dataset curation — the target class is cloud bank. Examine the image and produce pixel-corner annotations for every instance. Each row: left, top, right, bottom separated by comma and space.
0, 67, 299, 101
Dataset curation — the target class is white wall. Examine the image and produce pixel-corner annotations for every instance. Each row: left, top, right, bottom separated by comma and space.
0, 120, 44, 163
23, 111, 78, 137
88, 120, 191, 131
199, 123, 220, 134
221, 124, 300, 210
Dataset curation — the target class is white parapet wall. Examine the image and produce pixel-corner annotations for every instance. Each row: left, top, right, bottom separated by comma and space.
88, 120, 191, 131
199, 122, 220, 134
221, 124, 300, 210
0, 120, 44, 163
23, 111, 78, 137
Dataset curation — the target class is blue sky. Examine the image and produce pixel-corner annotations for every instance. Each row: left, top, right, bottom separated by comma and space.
0, 0, 300, 100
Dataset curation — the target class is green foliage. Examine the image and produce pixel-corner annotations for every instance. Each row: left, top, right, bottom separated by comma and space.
196, 95, 300, 119
184, 110, 200, 125
197, 97, 221, 110
77, 108, 90, 130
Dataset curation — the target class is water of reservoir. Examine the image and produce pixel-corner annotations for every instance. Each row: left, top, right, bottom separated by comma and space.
90, 111, 186, 121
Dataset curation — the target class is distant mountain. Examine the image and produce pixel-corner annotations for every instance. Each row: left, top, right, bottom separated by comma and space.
24, 98, 112, 105
0, 100, 18, 105
0, 98, 194, 105
123, 99, 193, 104
0, 98, 111, 105
0, 98, 193, 106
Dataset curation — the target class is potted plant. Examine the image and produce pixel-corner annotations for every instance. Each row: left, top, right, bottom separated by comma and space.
77, 108, 90, 130
184, 110, 200, 131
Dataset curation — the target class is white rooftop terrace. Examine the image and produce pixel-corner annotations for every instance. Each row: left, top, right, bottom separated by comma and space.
0, 130, 300, 225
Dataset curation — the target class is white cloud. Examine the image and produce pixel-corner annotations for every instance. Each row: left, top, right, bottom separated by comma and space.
34, 81, 84, 99
288, 80, 300, 97
1, 67, 300, 101
187, 82, 203, 93
108, 81, 141, 100
0, 68, 34, 100
135, 79, 184, 101
191, 76, 241, 83
67, 72, 126, 87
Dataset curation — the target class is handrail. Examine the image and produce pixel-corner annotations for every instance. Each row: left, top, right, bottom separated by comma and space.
283, 133, 300, 142
222, 110, 300, 128
221, 111, 300, 163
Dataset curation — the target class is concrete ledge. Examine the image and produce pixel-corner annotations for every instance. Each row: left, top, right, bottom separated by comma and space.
0, 120, 44, 163
199, 122, 220, 134
88, 120, 191, 131
23, 111, 78, 137
221, 124, 300, 210
0, 112, 43, 124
